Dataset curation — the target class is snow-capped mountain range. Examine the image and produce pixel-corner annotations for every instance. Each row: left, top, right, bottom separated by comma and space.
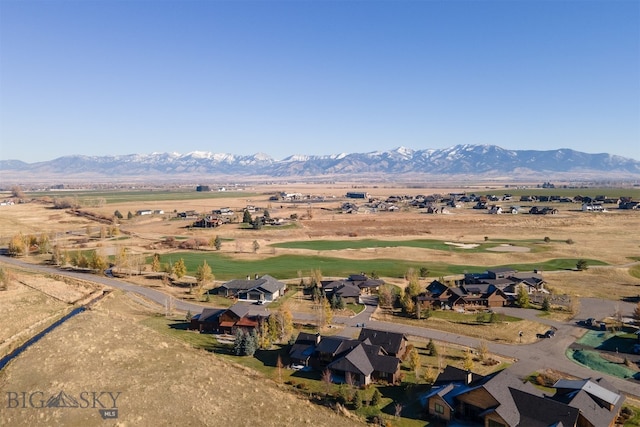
1, 144, 639, 182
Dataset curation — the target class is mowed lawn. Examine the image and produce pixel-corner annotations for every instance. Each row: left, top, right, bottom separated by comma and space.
157, 251, 607, 280
28, 189, 259, 204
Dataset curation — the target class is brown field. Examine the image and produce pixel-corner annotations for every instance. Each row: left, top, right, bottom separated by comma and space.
0, 280, 69, 353
0, 291, 363, 427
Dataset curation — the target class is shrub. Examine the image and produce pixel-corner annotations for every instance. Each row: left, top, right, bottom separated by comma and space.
541, 296, 551, 312
576, 259, 588, 271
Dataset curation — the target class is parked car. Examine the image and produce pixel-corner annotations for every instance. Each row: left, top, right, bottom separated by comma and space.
578, 317, 596, 327
544, 329, 556, 338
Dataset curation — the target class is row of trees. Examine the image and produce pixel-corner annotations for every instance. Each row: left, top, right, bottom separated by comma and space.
8, 232, 51, 256
7, 226, 120, 258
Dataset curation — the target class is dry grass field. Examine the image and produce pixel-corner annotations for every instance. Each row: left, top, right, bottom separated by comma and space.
0, 271, 102, 360
0, 291, 364, 427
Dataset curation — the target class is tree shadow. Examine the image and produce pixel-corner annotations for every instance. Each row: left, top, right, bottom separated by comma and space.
168, 322, 190, 331
253, 345, 288, 367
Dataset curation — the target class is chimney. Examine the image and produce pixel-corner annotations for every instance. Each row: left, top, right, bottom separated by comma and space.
466, 371, 473, 385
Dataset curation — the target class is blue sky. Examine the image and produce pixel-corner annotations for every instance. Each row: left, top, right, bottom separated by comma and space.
1, 0, 638, 162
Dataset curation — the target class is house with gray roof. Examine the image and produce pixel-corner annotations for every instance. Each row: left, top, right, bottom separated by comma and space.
357, 328, 408, 359
425, 367, 625, 427
551, 378, 625, 427
288, 328, 403, 385
214, 274, 287, 303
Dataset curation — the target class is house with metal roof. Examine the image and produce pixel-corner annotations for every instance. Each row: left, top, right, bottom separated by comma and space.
425, 367, 625, 427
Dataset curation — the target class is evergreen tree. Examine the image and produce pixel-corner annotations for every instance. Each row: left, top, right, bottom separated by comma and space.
331, 294, 340, 309
427, 339, 438, 357
541, 296, 551, 312
337, 385, 348, 405
371, 388, 382, 407
312, 286, 322, 303
214, 235, 222, 251
244, 330, 258, 356
353, 390, 363, 409
242, 210, 252, 224
234, 329, 245, 355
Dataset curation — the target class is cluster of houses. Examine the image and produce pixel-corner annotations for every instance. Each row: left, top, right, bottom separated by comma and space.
289, 328, 408, 386
335, 191, 639, 215
417, 268, 547, 311
425, 365, 625, 427
185, 266, 629, 426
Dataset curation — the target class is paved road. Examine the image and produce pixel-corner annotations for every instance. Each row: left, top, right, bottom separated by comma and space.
2, 256, 639, 398
0, 257, 208, 313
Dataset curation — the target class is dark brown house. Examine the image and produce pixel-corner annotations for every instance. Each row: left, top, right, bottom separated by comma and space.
190, 303, 269, 334
425, 367, 625, 427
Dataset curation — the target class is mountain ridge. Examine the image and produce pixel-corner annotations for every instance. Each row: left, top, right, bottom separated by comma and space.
1, 144, 639, 182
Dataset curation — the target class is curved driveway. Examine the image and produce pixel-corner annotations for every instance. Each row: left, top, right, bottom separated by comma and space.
2, 257, 639, 398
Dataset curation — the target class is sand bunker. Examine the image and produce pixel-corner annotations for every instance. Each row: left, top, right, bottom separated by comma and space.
487, 244, 531, 253
444, 242, 479, 249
